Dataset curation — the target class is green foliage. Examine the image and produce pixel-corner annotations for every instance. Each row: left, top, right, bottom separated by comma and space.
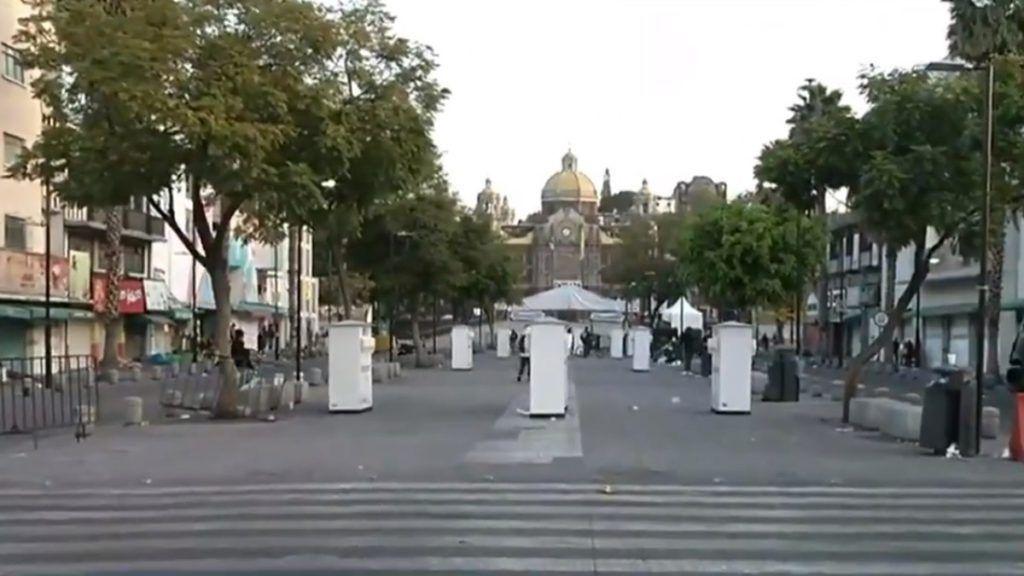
755, 80, 861, 214
679, 203, 824, 312
350, 190, 463, 308
854, 69, 982, 250
451, 214, 520, 314
946, 0, 1024, 64
606, 213, 688, 312
598, 191, 637, 214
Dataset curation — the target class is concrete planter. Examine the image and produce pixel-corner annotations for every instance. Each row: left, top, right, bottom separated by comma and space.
307, 367, 323, 387
879, 401, 922, 441
104, 368, 120, 385
123, 396, 144, 425
131, 366, 143, 382
981, 406, 1000, 439
903, 392, 922, 405
873, 387, 891, 398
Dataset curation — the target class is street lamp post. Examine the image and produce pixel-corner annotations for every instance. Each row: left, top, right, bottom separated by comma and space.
925, 59, 994, 457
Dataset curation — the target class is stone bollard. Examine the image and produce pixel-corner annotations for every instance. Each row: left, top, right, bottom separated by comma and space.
809, 384, 823, 398
123, 396, 144, 425
903, 392, 922, 405
372, 364, 389, 383
72, 404, 97, 437
873, 387, 891, 398
388, 362, 399, 379
392, 362, 402, 379
104, 368, 120, 385
307, 367, 323, 387
293, 379, 308, 404
169, 362, 181, 377
829, 384, 844, 402
130, 366, 143, 382
981, 406, 1001, 439
188, 363, 198, 376
856, 383, 867, 395
202, 359, 215, 373
879, 402, 923, 441
151, 365, 164, 380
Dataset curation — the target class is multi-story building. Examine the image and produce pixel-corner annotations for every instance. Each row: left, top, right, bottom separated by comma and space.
824, 213, 883, 361
0, 1, 93, 359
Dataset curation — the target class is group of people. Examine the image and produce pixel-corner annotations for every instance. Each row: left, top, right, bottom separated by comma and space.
507, 324, 611, 383
892, 338, 919, 369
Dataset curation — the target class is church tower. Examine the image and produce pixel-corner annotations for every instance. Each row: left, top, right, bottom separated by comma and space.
601, 169, 612, 199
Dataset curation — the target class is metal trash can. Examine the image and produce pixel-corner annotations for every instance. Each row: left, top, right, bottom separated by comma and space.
919, 368, 975, 455
699, 351, 712, 377
763, 348, 800, 402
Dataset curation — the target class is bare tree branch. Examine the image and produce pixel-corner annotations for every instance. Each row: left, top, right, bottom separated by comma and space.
148, 196, 207, 267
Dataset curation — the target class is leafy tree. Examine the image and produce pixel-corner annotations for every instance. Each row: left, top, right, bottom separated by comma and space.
605, 213, 688, 321
678, 203, 824, 317
310, 1, 447, 320
451, 214, 520, 346
946, 0, 1024, 377
842, 69, 982, 421
17, 0, 354, 417
350, 189, 463, 367
599, 191, 637, 214
755, 80, 861, 355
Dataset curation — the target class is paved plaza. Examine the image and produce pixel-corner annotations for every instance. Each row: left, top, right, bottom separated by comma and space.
1, 354, 1022, 574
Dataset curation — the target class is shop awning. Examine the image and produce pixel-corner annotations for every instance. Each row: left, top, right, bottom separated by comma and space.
0, 305, 31, 320
144, 314, 175, 325
29, 307, 95, 321
236, 301, 277, 317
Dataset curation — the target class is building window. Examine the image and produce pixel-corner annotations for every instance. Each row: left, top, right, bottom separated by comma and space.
4, 215, 26, 250
3, 133, 25, 170
124, 243, 147, 276
2, 44, 25, 85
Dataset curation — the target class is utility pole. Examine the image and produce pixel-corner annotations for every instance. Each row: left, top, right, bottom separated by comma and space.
293, 225, 302, 383
43, 172, 53, 393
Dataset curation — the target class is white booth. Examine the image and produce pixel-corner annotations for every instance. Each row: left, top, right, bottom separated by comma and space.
496, 327, 511, 358
609, 327, 624, 359
709, 321, 754, 414
631, 326, 652, 372
529, 319, 569, 417
328, 321, 375, 413
451, 324, 474, 370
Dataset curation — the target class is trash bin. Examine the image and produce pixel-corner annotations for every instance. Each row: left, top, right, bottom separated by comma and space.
919, 368, 971, 455
699, 351, 712, 377
763, 348, 800, 402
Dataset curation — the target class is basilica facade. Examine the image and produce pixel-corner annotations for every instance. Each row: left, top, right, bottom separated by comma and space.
475, 151, 620, 295
474, 150, 727, 297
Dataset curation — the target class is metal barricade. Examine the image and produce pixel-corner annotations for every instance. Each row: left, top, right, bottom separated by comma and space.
0, 356, 98, 435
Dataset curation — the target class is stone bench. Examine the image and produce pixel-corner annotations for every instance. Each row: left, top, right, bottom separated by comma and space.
850, 397, 901, 431
879, 401, 923, 441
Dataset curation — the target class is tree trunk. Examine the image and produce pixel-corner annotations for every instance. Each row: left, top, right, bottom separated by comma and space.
816, 195, 829, 361
485, 303, 495, 348
986, 210, 1006, 378
100, 208, 123, 369
882, 244, 897, 363
332, 241, 352, 320
410, 293, 423, 367
209, 251, 239, 418
843, 241, 936, 422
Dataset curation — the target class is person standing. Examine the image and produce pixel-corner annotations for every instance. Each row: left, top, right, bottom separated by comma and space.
892, 338, 901, 372
516, 329, 531, 382
509, 329, 518, 356
582, 326, 592, 358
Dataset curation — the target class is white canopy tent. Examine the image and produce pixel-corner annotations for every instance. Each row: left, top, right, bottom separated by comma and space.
514, 285, 624, 313
660, 298, 703, 333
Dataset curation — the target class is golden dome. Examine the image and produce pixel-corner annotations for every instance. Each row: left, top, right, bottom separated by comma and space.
541, 150, 598, 203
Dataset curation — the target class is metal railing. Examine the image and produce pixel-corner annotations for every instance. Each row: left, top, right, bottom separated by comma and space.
0, 355, 98, 436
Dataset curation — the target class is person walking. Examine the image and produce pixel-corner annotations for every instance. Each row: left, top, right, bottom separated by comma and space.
509, 329, 518, 356
582, 326, 592, 358
892, 338, 901, 372
516, 329, 531, 382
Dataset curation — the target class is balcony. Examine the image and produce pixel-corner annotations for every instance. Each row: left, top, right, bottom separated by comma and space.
64, 206, 165, 241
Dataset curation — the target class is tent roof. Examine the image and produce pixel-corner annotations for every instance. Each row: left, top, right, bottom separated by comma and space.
515, 285, 624, 312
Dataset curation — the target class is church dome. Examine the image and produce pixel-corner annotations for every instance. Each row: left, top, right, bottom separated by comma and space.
542, 150, 598, 203
477, 178, 499, 203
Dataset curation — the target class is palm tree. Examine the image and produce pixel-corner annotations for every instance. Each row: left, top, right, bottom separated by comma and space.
946, 0, 1024, 377
101, 208, 123, 370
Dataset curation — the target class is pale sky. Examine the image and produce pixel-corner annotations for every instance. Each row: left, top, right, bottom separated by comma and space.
383, 0, 952, 218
